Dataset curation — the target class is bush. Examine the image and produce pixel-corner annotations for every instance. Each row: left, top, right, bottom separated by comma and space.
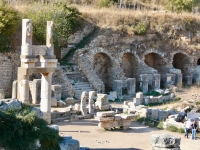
157, 120, 164, 129
134, 22, 146, 35
98, 0, 115, 8
0, 6, 21, 52
0, 104, 61, 150
166, 125, 178, 132
178, 128, 185, 133
24, 3, 81, 48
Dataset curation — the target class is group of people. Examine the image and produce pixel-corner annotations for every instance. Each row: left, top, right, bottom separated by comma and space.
184, 119, 198, 140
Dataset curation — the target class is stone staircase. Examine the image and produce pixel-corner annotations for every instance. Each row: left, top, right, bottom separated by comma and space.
73, 81, 95, 99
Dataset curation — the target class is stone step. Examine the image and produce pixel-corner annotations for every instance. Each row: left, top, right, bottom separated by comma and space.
73, 87, 94, 91
51, 116, 70, 124
74, 82, 91, 85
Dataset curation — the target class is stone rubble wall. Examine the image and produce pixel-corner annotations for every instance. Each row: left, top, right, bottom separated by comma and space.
52, 66, 74, 99
0, 52, 20, 97
61, 23, 95, 59
77, 51, 105, 93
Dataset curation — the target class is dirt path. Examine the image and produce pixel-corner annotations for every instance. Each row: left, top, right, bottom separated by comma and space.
56, 119, 200, 150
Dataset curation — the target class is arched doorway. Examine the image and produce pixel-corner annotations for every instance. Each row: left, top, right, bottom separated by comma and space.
197, 58, 200, 65
172, 53, 192, 76
144, 53, 167, 74
121, 52, 139, 78
93, 53, 113, 92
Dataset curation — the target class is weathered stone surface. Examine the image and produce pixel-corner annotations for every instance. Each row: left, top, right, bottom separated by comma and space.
80, 91, 87, 116
51, 98, 57, 107
65, 97, 74, 105
88, 91, 96, 114
31, 107, 43, 118
95, 94, 110, 111
59, 136, 80, 150
57, 100, 66, 107
96, 111, 115, 117
151, 134, 181, 148
0, 99, 21, 110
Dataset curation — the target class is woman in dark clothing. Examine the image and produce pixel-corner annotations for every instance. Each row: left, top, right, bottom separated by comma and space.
191, 121, 198, 140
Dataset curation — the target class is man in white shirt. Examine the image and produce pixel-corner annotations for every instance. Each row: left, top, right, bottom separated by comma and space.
184, 119, 192, 138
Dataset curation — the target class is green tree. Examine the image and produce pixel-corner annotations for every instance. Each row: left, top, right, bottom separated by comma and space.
24, 3, 81, 48
0, 6, 21, 52
166, 0, 193, 12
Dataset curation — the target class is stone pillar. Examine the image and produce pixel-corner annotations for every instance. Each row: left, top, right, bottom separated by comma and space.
12, 80, 17, 99
153, 74, 160, 90
140, 74, 148, 94
18, 75, 30, 103
88, 91, 96, 114
113, 80, 123, 97
21, 19, 32, 56
32, 79, 41, 104
136, 92, 143, 105
51, 84, 62, 100
127, 78, 136, 96
46, 21, 55, 56
175, 73, 182, 88
185, 75, 192, 86
40, 73, 53, 123
80, 91, 87, 116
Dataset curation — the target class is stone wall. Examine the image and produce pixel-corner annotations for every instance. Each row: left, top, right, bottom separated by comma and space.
0, 52, 20, 97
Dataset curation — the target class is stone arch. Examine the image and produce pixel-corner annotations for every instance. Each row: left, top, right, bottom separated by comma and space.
121, 52, 139, 78
144, 52, 168, 74
172, 53, 192, 76
93, 52, 113, 92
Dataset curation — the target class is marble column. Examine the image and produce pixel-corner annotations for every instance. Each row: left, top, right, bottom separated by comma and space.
127, 78, 136, 96
175, 73, 182, 88
12, 80, 17, 99
19, 75, 29, 103
40, 73, 53, 123
32, 79, 41, 104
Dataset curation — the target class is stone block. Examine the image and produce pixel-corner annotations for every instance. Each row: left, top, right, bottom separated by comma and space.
109, 91, 117, 99
65, 97, 74, 105
113, 80, 123, 97
73, 103, 80, 111
59, 136, 80, 150
96, 111, 115, 117
57, 100, 66, 107
31, 79, 41, 104
127, 78, 136, 95
175, 73, 182, 88
151, 134, 181, 148
136, 92, 143, 104
51, 98, 57, 107
51, 84, 62, 100
12, 80, 17, 99
0, 89, 5, 99
185, 75, 192, 86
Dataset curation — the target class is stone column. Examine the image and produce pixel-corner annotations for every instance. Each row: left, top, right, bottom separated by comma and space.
18, 75, 29, 103
113, 80, 123, 98
32, 79, 41, 104
40, 73, 53, 123
153, 74, 160, 90
46, 21, 55, 57
175, 73, 182, 88
12, 80, 17, 99
140, 74, 148, 94
136, 92, 143, 105
88, 91, 96, 114
185, 75, 192, 86
194, 73, 200, 86
80, 91, 87, 116
127, 78, 136, 96
51, 84, 62, 100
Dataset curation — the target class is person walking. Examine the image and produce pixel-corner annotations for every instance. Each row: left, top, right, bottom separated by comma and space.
191, 120, 198, 140
184, 119, 191, 138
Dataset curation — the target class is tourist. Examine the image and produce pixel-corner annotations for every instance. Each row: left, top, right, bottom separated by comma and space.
191, 120, 198, 140
184, 119, 191, 138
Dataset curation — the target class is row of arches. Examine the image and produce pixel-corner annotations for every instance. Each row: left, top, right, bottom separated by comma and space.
92, 52, 196, 92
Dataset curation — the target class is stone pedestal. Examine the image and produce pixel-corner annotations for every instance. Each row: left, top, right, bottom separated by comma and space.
88, 91, 96, 114
40, 73, 53, 123
113, 80, 123, 98
153, 74, 160, 90
136, 92, 143, 105
175, 73, 182, 88
80, 91, 87, 117
185, 75, 192, 86
140, 74, 148, 94
12, 80, 17, 99
193, 73, 200, 86
51, 84, 62, 100
32, 79, 41, 104
127, 78, 136, 96
18, 75, 30, 103
95, 94, 110, 111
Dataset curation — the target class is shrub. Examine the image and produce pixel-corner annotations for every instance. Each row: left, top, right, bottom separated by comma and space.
157, 120, 164, 129
0, 6, 21, 52
134, 22, 146, 35
24, 3, 81, 48
178, 128, 185, 133
0, 104, 61, 150
166, 125, 178, 132
196, 102, 200, 105
98, 0, 115, 8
